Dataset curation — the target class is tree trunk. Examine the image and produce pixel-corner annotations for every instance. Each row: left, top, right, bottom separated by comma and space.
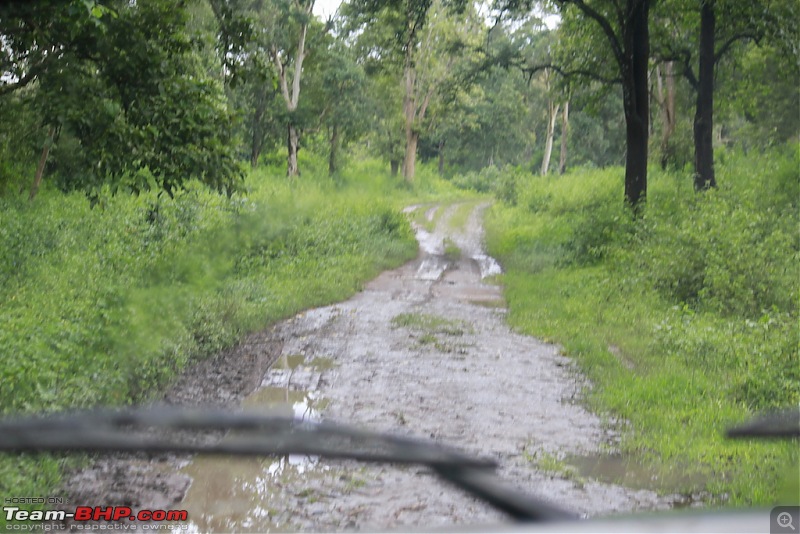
287, 123, 300, 178
403, 35, 419, 183
621, 0, 650, 211
328, 124, 339, 176
541, 101, 560, 175
271, 10, 310, 178
29, 125, 56, 201
558, 100, 569, 175
693, 0, 716, 190
250, 85, 267, 168
438, 139, 445, 175
656, 62, 676, 169
403, 58, 417, 183
390, 159, 400, 176
404, 130, 418, 183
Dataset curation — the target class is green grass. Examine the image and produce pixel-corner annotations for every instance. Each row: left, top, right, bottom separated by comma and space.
445, 200, 482, 232
484, 145, 800, 506
391, 312, 474, 353
0, 152, 460, 520
391, 312, 472, 336
443, 237, 462, 262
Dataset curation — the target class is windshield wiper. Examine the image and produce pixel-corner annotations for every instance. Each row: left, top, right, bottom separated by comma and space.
0, 406, 577, 522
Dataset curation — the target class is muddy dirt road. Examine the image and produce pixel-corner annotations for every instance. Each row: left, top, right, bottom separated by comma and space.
173, 201, 675, 532
59, 201, 677, 532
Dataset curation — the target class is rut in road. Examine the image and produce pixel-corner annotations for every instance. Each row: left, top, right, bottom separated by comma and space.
179, 201, 674, 532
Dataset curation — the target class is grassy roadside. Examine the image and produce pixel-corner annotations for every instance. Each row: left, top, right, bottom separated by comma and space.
0, 154, 457, 511
484, 146, 799, 506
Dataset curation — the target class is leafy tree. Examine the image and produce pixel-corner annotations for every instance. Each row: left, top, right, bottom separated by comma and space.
653, 0, 799, 190
343, 0, 470, 182
556, 0, 654, 209
265, 0, 319, 177
365, 73, 406, 175
0, 0, 243, 199
316, 45, 371, 175
717, 43, 800, 151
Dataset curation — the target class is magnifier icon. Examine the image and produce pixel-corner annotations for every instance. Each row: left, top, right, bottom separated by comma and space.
778, 512, 796, 530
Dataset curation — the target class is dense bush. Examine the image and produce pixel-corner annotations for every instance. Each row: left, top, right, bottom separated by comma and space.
485, 144, 799, 504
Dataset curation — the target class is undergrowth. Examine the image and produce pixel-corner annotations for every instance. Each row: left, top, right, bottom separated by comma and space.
484, 144, 799, 506
0, 152, 454, 512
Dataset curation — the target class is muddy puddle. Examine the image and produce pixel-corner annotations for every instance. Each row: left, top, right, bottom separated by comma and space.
561, 453, 711, 508
180, 354, 336, 533
170, 200, 680, 532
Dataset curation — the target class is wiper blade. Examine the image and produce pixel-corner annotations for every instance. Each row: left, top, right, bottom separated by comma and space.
0, 406, 494, 467
726, 407, 800, 439
0, 406, 577, 522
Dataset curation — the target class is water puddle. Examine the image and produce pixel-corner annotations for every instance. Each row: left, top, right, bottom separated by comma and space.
564, 453, 708, 497
179, 355, 335, 533
470, 253, 503, 279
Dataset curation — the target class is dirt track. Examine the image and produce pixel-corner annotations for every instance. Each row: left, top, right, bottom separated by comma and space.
62, 201, 675, 532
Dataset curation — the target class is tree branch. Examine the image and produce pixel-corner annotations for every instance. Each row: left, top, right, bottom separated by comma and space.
714, 32, 758, 64
0, 52, 58, 96
653, 46, 698, 91
270, 46, 293, 108
522, 61, 623, 85
556, 0, 625, 67
290, 21, 308, 109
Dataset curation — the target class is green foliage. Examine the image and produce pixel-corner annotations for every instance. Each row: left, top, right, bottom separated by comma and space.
451, 165, 503, 193
622, 149, 799, 318
484, 145, 799, 505
1, 0, 243, 198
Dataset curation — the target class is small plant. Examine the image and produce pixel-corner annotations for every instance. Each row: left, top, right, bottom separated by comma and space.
443, 238, 461, 262
391, 312, 474, 353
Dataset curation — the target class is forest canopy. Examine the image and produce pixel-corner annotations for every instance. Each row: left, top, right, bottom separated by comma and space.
0, 0, 797, 203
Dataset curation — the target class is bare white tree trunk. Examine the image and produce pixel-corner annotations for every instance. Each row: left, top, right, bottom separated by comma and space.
541, 101, 560, 175
287, 123, 300, 177
270, 0, 313, 178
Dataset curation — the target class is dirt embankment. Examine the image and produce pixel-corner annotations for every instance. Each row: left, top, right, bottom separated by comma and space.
60, 201, 676, 532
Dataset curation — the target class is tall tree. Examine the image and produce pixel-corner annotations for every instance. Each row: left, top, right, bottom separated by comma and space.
557, 0, 653, 209
316, 44, 370, 175
653, 60, 677, 169
653, 0, 799, 190
558, 98, 569, 174
344, 0, 468, 182
266, 0, 317, 177
499, 0, 655, 208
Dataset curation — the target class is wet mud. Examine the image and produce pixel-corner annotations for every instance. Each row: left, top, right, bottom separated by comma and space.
60, 200, 678, 532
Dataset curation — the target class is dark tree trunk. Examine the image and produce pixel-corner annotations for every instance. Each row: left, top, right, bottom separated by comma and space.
621, 0, 650, 211
694, 0, 716, 190
287, 123, 300, 178
437, 139, 445, 175
29, 125, 56, 201
328, 124, 339, 176
390, 159, 400, 176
